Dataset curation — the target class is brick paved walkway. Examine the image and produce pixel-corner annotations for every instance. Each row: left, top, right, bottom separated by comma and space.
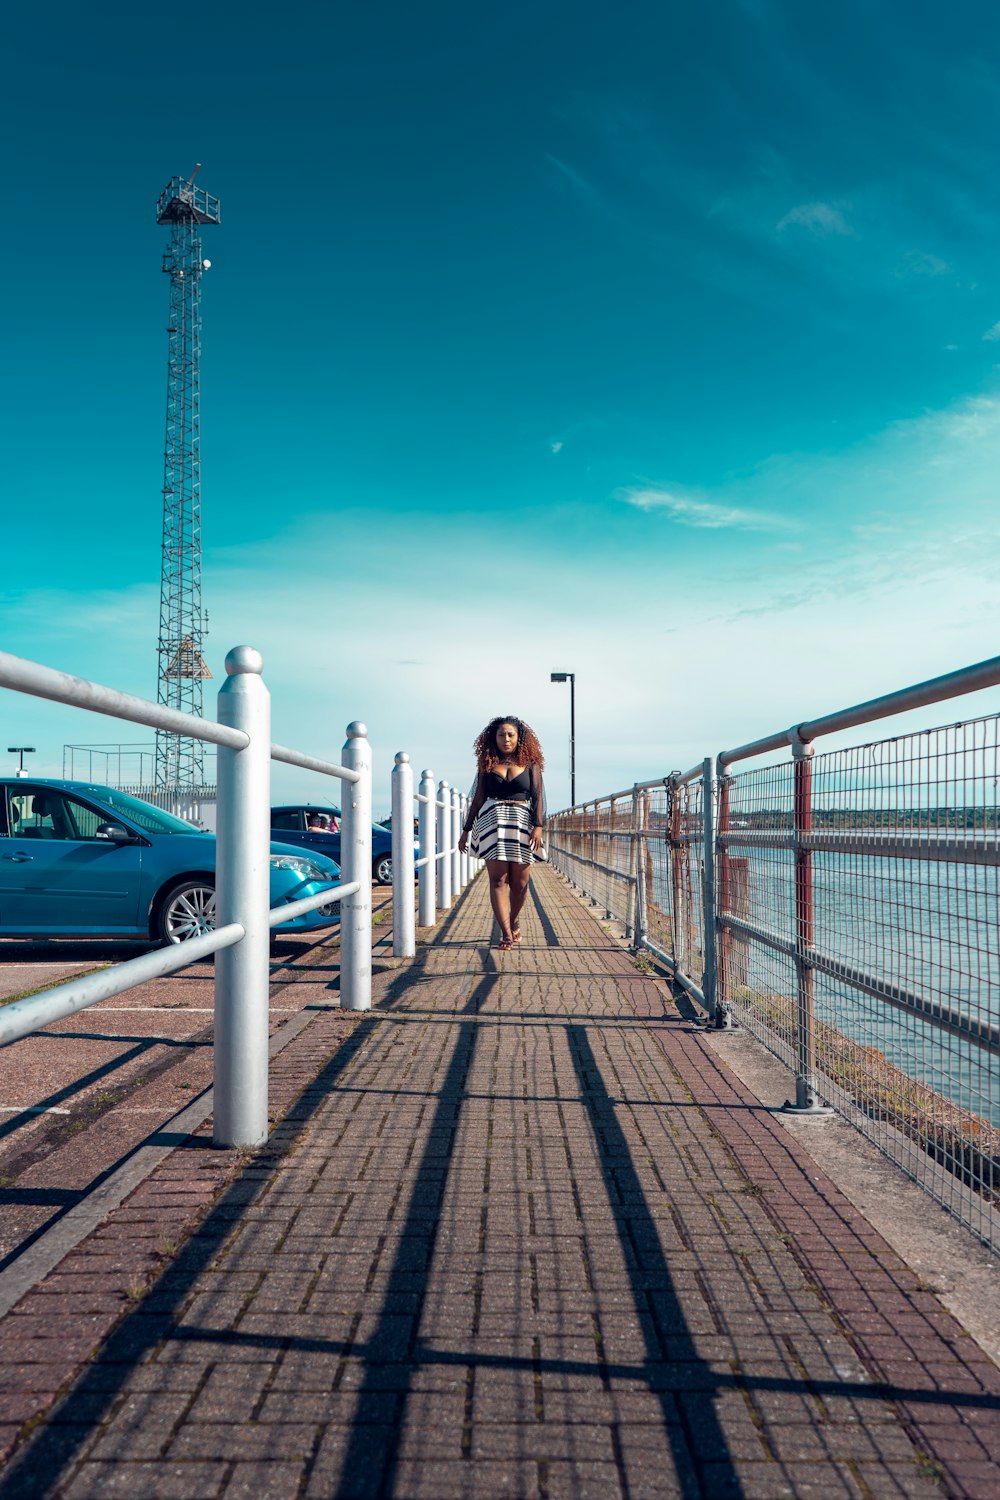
1, 868, 998, 1499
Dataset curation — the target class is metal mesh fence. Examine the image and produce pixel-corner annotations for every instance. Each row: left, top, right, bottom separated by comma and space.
548, 712, 1000, 1253
719, 716, 999, 1249
547, 797, 636, 928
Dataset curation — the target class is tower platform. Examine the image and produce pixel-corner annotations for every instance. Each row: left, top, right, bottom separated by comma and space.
0, 869, 997, 1498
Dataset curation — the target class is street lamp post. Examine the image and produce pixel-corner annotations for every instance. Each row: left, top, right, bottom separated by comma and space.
7, 747, 35, 779
549, 673, 575, 806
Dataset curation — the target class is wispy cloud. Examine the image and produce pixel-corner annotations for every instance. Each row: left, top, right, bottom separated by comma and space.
982, 320, 1000, 342
777, 201, 853, 236
896, 249, 951, 279
551, 441, 563, 454
616, 486, 791, 531
545, 154, 606, 211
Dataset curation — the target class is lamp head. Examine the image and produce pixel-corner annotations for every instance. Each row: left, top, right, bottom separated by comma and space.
550, 672, 568, 683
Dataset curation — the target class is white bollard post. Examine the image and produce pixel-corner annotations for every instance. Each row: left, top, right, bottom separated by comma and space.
450, 787, 462, 896
437, 779, 452, 909
214, 645, 271, 1149
340, 722, 372, 1010
459, 795, 470, 887
418, 769, 436, 926
392, 752, 415, 958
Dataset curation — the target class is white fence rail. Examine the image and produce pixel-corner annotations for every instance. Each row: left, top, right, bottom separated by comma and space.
390, 755, 480, 956
0, 644, 372, 1149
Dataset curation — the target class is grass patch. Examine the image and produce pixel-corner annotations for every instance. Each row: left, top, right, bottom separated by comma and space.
0, 963, 110, 1008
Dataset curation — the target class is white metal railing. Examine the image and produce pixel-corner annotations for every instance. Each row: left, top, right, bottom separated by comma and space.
0, 644, 372, 1149
389, 755, 480, 956
546, 653, 1000, 1252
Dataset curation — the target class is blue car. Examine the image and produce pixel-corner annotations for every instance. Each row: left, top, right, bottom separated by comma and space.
0, 779, 343, 944
270, 805, 398, 885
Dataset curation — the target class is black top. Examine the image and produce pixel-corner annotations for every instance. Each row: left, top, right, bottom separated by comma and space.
464, 764, 545, 832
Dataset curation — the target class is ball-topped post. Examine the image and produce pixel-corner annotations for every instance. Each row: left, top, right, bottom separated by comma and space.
224, 645, 264, 676
214, 644, 271, 1147
418, 769, 437, 927
340, 721, 372, 1010
391, 750, 415, 957
437, 779, 452, 909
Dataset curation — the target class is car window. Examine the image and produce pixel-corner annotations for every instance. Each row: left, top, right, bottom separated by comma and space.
271, 810, 304, 831
75, 787, 197, 834
9, 789, 83, 841
62, 795, 121, 841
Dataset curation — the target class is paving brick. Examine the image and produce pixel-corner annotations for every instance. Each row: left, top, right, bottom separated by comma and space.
60, 1459, 229, 1499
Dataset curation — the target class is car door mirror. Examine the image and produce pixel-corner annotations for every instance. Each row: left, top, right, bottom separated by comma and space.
96, 822, 134, 844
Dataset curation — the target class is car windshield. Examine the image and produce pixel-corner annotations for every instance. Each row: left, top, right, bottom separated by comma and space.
77, 787, 206, 836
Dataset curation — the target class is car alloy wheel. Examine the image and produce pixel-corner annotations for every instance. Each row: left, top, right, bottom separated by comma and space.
374, 854, 392, 885
158, 880, 217, 943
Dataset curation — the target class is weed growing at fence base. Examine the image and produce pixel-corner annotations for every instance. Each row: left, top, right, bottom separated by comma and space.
731, 986, 1000, 1207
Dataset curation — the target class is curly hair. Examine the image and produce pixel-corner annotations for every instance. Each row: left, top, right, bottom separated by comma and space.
473, 716, 545, 772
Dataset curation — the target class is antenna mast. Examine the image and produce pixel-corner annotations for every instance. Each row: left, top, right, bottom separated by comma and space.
154, 166, 219, 788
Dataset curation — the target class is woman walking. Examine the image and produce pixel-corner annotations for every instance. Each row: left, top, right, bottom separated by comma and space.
458, 716, 546, 951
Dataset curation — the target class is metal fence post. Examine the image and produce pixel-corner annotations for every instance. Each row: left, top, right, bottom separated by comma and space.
437, 779, 452, 909
589, 803, 598, 905
701, 757, 723, 1026
450, 787, 462, 896
712, 761, 734, 1031
784, 731, 832, 1114
668, 776, 683, 970
633, 786, 649, 954
605, 798, 616, 919
626, 789, 638, 941
418, 769, 436, 926
214, 645, 271, 1148
392, 752, 415, 958
340, 722, 372, 1010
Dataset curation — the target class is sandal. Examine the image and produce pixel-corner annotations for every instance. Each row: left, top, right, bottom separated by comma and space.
511, 928, 522, 944
498, 936, 514, 951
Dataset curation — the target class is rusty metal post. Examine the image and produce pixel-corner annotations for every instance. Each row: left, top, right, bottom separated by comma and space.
713, 766, 735, 1029
669, 776, 683, 970
627, 784, 649, 951
590, 802, 599, 906
606, 797, 617, 919
701, 758, 720, 1023
626, 788, 638, 941
783, 731, 832, 1115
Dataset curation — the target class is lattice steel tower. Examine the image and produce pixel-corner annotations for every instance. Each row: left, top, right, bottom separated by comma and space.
154, 166, 219, 788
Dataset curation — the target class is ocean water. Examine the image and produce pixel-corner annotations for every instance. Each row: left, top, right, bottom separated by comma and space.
647, 840, 1000, 1126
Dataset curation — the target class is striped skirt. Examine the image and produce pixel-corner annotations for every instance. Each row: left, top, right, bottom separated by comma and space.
469, 800, 547, 865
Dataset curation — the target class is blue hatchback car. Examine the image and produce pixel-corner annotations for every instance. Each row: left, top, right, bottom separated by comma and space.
0, 780, 343, 944
270, 805, 398, 884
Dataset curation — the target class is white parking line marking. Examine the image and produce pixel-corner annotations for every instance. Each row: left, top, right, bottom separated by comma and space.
0, 962, 102, 967
83, 1006, 301, 1014
0, 1106, 71, 1116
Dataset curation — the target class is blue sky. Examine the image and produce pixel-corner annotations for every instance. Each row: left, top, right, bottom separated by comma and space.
3, 0, 1000, 811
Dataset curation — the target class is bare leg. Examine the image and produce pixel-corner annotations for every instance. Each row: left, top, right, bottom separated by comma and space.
509, 864, 531, 940
486, 861, 513, 946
